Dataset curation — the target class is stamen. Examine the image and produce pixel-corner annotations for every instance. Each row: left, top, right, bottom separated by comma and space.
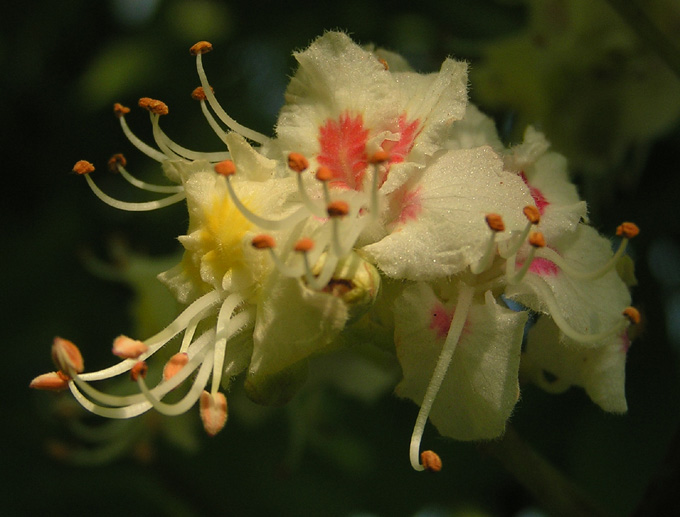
109, 154, 183, 194
81, 170, 187, 212
200, 390, 228, 436
192, 42, 269, 145
315, 166, 333, 205
216, 161, 307, 231
288, 152, 309, 173
112, 335, 148, 359
523, 277, 636, 345
499, 206, 539, 259
130, 361, 148, 381
138, 97, 169, 116
163, 353, 189, 380
367, 151, 388, 218
73, 160, 95, 176
471, 214, 504, 274
535, 222, 640, 281
210, 293, 244, 395
327, 200, 350, 257
295, 238, 316, 285
29, 371, 70, 392
136, 351, 214, 416
114, 103, 168, 162
291, 155, 327, 218
506, 232, 545, 284
79, 290, 221, 382
409, 283, 475, 471
623, 307, 641, 325
51, 337, 84, 377
420, 450, 443, 472
251, 234, 303, 277
523, 205, 541, 225
251, 234, 276, 249
193, 86, 229, 143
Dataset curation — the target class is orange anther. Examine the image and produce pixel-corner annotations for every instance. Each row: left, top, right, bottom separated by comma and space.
529, 232, 546, 248
616, 222, 640, 239
51, 337, 84, 376
29, 371, 70, 392
315, 166, 333, 182
107, 153, 127, 173
200, 390, 228, 436
214, 160, 236, 177
73, 160, 95, 176
294, 238, 314, 252
623, 307, 641, 325
112, 335, 148, 359
191, 86, 213, 101
523, 205, 541, 224
113, 103, 130, 118
138, 97, 169, 116
163, 353, 189, 381
420, 450, 442, 472
485, 213, 505, 232
378, 58, 389, 70
287, 152, 309, 173
130, 361, 148, 381
327, 200, 350, 217
251, 234, 276, 249
368, 150, 389, 164
190, 41, 213, 55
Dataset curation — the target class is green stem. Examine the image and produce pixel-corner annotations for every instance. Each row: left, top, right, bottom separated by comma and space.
479, 426, 612, 517
605, 0, 680, 79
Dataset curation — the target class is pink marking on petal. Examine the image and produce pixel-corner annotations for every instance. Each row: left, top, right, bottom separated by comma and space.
318, 112, 369, 190
620, 333, 631, 353
383, 115, 420, 164
528, 257, 559, 276
429, 303, 471, 341
398, 186, 422, 224
519, 171, 549, 214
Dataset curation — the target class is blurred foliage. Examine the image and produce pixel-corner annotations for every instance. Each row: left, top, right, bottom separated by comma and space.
3, 0, 680, 515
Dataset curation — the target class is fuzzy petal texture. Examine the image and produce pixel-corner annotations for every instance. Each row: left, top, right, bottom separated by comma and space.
250, 271, 349, 380
363, 147, 533, 280
521, 316, 629, 412
394, 283, 527, 440
507, 224, 631, 340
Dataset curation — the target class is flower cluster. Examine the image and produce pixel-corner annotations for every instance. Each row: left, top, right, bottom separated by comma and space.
31, 32, 639, 471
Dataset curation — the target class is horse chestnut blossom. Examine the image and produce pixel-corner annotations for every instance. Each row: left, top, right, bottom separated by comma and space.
31, 32, 640, 472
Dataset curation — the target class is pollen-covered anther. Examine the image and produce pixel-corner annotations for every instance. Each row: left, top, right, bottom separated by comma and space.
191, 86, 213, 101
138, 97, 169, 116
29, 371, 70, 392
315, 166, 333, 183
327, 200, 350, 218
378, 58, 389, 70
420, 450, 442, 472
485, 213, 505, 232
73, 160, 95, 176
523, 205, 541, 225
107, 153, 126, 173
251, 234, 276, 249
51, 337, 84, 376
287, 152, 309, 173
112, 335, 148, 359
190, 41, 213, 55
113, 103, 130, 118
163, 353, 189, 380
200, 390, 228, 436
368, 150, 390, 164
294, 238, 315, 252
529, 232, 546, 248
130, 361, 148, 381
616, 222, 640, 239
214, 159, 236, 177
623, 307, 641, 325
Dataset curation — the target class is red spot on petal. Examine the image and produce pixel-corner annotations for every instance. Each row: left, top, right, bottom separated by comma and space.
318, 112, 369, 190
429, 303, 471, 340
383, 115, 420, 164
528, 257, 559, 276
519, 171, 549, 214
398, 186, 422, 224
